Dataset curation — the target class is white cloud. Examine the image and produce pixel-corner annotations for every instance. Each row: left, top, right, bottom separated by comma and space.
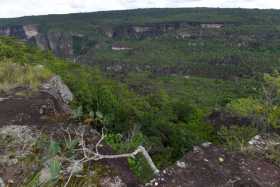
0, 0, 279, 18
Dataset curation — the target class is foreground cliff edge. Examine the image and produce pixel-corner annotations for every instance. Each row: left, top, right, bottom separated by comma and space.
0, 66, 140, 186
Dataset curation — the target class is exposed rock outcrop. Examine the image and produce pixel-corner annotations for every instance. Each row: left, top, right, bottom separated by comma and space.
0, 21, 226, 62
147, 143, 280, 187
0, 25, 74, 58
23, 25, 39, 39
248, 134, 280, 152
42, 75, 73, 105
0, 75, 73, 127
0, 78, 139, 187
0, 125, 38, 144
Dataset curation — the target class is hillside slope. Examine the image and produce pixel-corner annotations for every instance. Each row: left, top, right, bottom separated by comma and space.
0, 8, 280, 79
1, 8, 276, 112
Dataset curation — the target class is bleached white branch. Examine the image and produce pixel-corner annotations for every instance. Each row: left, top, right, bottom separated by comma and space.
63, 128, 159, 187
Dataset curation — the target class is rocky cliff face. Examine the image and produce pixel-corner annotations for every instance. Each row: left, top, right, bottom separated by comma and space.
0, 22, 225, 60
104, 22, 224, 39
0, 25, 74, 58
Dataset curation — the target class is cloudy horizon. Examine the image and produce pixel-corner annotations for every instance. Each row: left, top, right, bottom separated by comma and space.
0, 0, 279, 18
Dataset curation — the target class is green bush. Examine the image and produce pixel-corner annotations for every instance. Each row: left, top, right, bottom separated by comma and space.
218, 126, 258, 151
0, 59, 52, 92
226, 98, 264, 117
0, 36, 215, 174
267, 106, 280, 129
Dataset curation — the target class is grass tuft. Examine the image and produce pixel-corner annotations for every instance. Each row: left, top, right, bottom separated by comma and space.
0, 59, 53, 92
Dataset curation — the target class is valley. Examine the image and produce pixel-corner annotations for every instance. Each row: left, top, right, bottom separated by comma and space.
0, 8, 280, 186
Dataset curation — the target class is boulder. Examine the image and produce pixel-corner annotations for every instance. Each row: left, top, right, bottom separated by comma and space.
42, 75, 73, 104
42, 75, 73, 114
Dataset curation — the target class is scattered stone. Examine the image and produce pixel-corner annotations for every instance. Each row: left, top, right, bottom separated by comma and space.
100, 176, 126, 187
248, 134, 280, 153
201, 142, 212, 148
0, 125, 37, 144
218, 157, 224, 163
176, 161, 186, 169
193, 146, 202, 153
7, 179, 14, 184
39, 105, 47, 115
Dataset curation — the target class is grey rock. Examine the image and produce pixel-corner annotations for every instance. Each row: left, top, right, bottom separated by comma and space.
42, 75, 73, 104
201, 142, 212, 148
248, 134, 280, 153
100, 176, 126, 187
0, 125, 37, 144
0, 177, 4, 187
0, 98, 8, 102
176, 161, 186, 169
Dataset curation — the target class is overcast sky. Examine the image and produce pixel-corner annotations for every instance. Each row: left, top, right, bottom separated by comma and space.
0, 0, 279, 18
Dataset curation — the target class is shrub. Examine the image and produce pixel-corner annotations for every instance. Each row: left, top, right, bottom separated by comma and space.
218, 126, 258, 151
0, 59, 52, 92
266, 141, 280, 167
267, 106, 280, 129
0, 36, 215, 172
226, 98, 264, 117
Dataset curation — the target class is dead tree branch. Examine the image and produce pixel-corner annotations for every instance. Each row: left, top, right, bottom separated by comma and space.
63, 128, 159, 187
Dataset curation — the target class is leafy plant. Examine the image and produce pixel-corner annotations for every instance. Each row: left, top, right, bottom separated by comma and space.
226, 98, 264, 117
48, 140, 61, 157
65, 138, 79, 157
0, 59, 52, 92
48, 159, 62, 183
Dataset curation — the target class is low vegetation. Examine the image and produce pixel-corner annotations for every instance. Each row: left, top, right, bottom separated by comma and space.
0, 7, 280, 185
1, 31, 280, 183
216, 72, 280, 168
0, 60, 52, 92
0, 36, 216, 180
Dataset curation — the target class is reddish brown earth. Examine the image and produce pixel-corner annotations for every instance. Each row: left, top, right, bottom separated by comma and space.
148, 144, 280, 187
